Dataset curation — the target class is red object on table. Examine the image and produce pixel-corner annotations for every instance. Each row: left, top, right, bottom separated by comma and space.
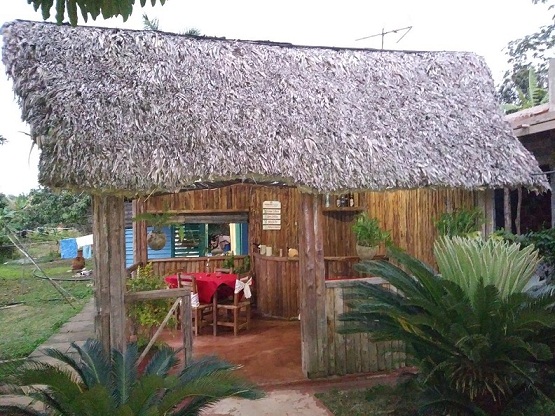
164, 272, 237, 304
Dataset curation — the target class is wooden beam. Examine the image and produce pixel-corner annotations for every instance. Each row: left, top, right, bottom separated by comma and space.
125, 288, 191, 302
513, 119, 555, 137
93, 195, 127, 353
298, 192, 327, 378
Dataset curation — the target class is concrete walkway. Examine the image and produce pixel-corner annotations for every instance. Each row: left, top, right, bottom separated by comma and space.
29, 298, 95, 363
28, 299, 335, 415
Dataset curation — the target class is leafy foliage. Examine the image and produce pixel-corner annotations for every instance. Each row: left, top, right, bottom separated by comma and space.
503, 68, 549, 114
142, 12, 159, 30
434, 236, 540, 300
8, 188, 92, 232
0, 194, 17, 261
25, 0, 168, 26
340, 244, 555, 415
127, 263, 174, 343
351, 212, 390, 247
499, 0, 554, 106
0, 338, 263, 415
434, 207, 484, 237
133, 211, 174, 232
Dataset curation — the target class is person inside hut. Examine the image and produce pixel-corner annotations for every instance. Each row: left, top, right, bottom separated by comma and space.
72, 248, 86, 271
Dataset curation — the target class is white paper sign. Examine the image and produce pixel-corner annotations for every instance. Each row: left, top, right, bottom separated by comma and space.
262, 200, 281, 230
263, 224, 281, 230
263, 201, 281, 209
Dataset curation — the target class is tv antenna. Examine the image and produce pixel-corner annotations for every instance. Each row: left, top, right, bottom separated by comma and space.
356, 25, 413, 49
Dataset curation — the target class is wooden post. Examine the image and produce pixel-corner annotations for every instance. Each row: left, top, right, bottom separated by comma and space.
516, 188, 522, 235
476, 189, 495, 237
93, 195, 126, 353
298, 192, 327, 378
133, 198, 148, 265
503, 188, 512, 232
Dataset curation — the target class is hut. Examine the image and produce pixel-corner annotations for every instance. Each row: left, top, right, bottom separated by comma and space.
504, 59, 555, 232
2, 20, 549, 379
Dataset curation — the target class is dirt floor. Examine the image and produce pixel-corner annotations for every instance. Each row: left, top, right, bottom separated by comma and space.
162, 316, 305, 387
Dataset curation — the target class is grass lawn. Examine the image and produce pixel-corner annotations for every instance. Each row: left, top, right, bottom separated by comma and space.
0, 259, 93, 360
316, 383, 419, 416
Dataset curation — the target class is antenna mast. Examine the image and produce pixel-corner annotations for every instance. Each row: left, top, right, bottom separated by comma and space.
356, 25, 413, 49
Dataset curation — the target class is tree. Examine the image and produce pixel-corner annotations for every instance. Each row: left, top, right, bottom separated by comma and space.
0, 135, 6, 145
499, 0, 554, 105
142, 12, 159, 31
503, 67, 549, 114
21, 188, 92, 232
25, 0, 168, 26
142, 13, 201, 35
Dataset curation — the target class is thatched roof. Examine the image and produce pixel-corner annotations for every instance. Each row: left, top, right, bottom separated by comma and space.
2, 20, 549, 194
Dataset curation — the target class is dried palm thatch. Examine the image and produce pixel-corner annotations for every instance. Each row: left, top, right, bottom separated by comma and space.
1, 20, 549, 195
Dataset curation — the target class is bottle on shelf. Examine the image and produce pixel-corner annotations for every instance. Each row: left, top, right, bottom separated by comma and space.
349, 192, 355, 207
336, 195, 342, 208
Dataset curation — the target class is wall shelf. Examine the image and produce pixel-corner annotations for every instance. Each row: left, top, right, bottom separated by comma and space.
322, 207, 364, 213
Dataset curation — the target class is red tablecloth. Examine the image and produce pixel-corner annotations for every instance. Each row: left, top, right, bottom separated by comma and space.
164, 272, 237, 304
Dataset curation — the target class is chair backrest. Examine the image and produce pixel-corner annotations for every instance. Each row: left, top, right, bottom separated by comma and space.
176, 272, 193, 289
215, 268, 232, 274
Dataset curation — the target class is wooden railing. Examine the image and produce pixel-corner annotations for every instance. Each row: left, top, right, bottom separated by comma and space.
324, 277, 404, 376
148, 256, 248, 278
125, 287, 192, 366
324, 255, 387, 279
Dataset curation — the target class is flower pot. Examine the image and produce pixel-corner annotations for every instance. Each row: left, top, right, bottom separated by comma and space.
356, 244, 378, 260
147, 230, 166, 250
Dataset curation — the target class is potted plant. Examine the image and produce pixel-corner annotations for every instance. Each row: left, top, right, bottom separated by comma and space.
352, 212, 390, 260
133, 211, 173, 250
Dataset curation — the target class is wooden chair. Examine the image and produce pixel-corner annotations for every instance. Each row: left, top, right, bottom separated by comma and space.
214, 268, 232, 274
189, 275, 213, 336
174, 273, 212, 336
214, 274, 252, 336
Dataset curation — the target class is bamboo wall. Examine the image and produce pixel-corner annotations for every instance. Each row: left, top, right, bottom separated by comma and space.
141, 184, 478, 268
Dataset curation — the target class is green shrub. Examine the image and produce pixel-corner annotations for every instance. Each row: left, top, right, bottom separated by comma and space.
351, 212, 390, 247
435, 208, 484, 237
434, 236, 540, 300
127, 263, 175, 344
340, 244, 555, 415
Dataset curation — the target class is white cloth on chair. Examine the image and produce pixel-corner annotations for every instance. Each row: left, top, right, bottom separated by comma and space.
191, 292, 200, 308
234, 277, 252, 299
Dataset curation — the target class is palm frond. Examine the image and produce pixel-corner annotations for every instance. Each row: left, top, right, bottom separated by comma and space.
71, 339, 111, 389
111, 343, 138, 406
143, 345, 179, 377
0, 404, 46, 415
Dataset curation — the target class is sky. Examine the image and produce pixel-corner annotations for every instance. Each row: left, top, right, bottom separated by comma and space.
0, 0, 553, 195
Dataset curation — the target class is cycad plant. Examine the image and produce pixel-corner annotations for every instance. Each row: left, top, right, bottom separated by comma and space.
340, 242, 555, 415
0, 339, 262, 415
